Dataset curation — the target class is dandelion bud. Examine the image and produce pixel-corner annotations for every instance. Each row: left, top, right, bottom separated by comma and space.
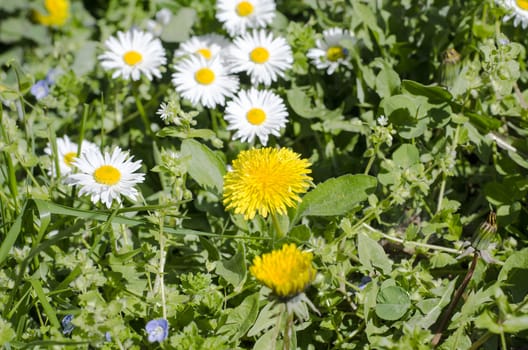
471, 211, 497, 251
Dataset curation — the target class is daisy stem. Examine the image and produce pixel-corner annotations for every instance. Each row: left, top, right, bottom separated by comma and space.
158, 214, 167, 320
133, 88, 156, 140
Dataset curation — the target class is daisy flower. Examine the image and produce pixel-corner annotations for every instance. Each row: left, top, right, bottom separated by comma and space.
44, 135, 97, 177
307, 27, 353, 75
172, 54, 239, 108
227, 29, 293, 87
250, 243, 316, 298
216, 0, 276, 36
224, 88, 288, 145
67, 147, 145, 208
174, 34, 231, 61
499, 0, 528, 28
223, 147, 312, 220
34, 0, 69, 27
99, 29, 167, 81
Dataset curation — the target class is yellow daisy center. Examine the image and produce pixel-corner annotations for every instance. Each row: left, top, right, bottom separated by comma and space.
250, 47, 270, 64
236, 1, 254, 17
516, 0, 528, 10
246, 108, 266, 125
250, 243, 316, 298
326, 46, 346, 62
196, 48, 212, 60
123, 50, 143, 66
63, 152, 77, 167
223, 147, 312, 220
93, 165, 121, 185
195, 68, 216, 85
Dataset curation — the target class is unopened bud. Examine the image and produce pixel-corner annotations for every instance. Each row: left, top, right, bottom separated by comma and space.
471, 211, 497, 251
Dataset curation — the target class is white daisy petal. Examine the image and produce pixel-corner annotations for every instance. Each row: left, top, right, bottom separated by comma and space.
498, 0, 528, 28
44, 135, 98, 178
216, 0, 276, 36
99, 29, 167, 81
306, 27, 353, 75
224, 88, 288, 145
174, 34, 231, 61
226, 29, 292, 87
67, 147, 145, 208
172, 55, 240, 108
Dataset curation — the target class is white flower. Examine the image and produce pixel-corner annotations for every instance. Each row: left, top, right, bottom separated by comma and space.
67, 147, 145, 208
499, 0, 528, 28
226, 30, 292, 87
44, 135, 97, 177
224, 88, 288, 145
172, 55, 239, 108
155, 8, 172, 25
306, 27, 353, 75
99, 29, 167, 81
216, 0, 276, 36
174, 34, 231, 60
157, 102, 173, 122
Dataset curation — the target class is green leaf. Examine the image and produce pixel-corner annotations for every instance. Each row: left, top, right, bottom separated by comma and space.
498, 248, 528, 303
215, 243, 247, 289
401, 80, 453, 104
160, 7, 196, 43
217, 293, 259, 339
358, 232, 392, 275
415, 279, 456, 329
392, 143, 420, 168
465, 112, 501, 133
375, 62, 401, 98
295, 174, 376, 219
181, 139, 226, 195
375, 285, 411, 321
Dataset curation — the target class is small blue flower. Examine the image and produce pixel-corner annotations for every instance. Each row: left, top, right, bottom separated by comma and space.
30, 80, 49, 100
105, 331, 112, 342
61, 314, 75, 335
358, 276, 372, 290
145, 318, 168, 343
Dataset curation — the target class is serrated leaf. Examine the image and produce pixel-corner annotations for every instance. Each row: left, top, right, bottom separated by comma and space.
375, 285, 411, 321
401, 80, 453, 103
295, 174, 376, 219
181, 139, 225, 195
215, 243, 246, 288
217, 293, 259, 339
358, 232, 392, 275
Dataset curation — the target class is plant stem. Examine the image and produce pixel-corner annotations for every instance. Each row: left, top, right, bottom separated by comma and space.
271, 213, 284, 239
431, 253, 479, 347
158, 214, 167, 320
362, 223, 460, 254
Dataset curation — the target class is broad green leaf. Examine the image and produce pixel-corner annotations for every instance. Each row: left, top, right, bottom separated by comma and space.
392, 144, 420, 168
358, 232, 392, 275
181, 139, 226, 194
465, 112, 501, 133
375, 285, 411, 321
375, 62, 401, 98
415, 279, 456, 329
296, 174, 376, 219
402, 80, 453, 103
161, 7, 196, 43
498, 248, 528, 303
475, 310, 528, 334
217, 293, 259, 339
215, 243, 247, 289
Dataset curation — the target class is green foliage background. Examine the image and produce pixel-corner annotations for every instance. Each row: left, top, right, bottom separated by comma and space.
1, 0, 528, 349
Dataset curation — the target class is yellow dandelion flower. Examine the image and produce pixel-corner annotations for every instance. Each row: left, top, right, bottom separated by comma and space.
34, 0, 70, 27
250, 243, 316, 298
223, 147, 312, 220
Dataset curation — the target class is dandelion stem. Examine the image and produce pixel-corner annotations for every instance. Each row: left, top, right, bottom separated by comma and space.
431, 252, 479, 347
271, 213, 284, 239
